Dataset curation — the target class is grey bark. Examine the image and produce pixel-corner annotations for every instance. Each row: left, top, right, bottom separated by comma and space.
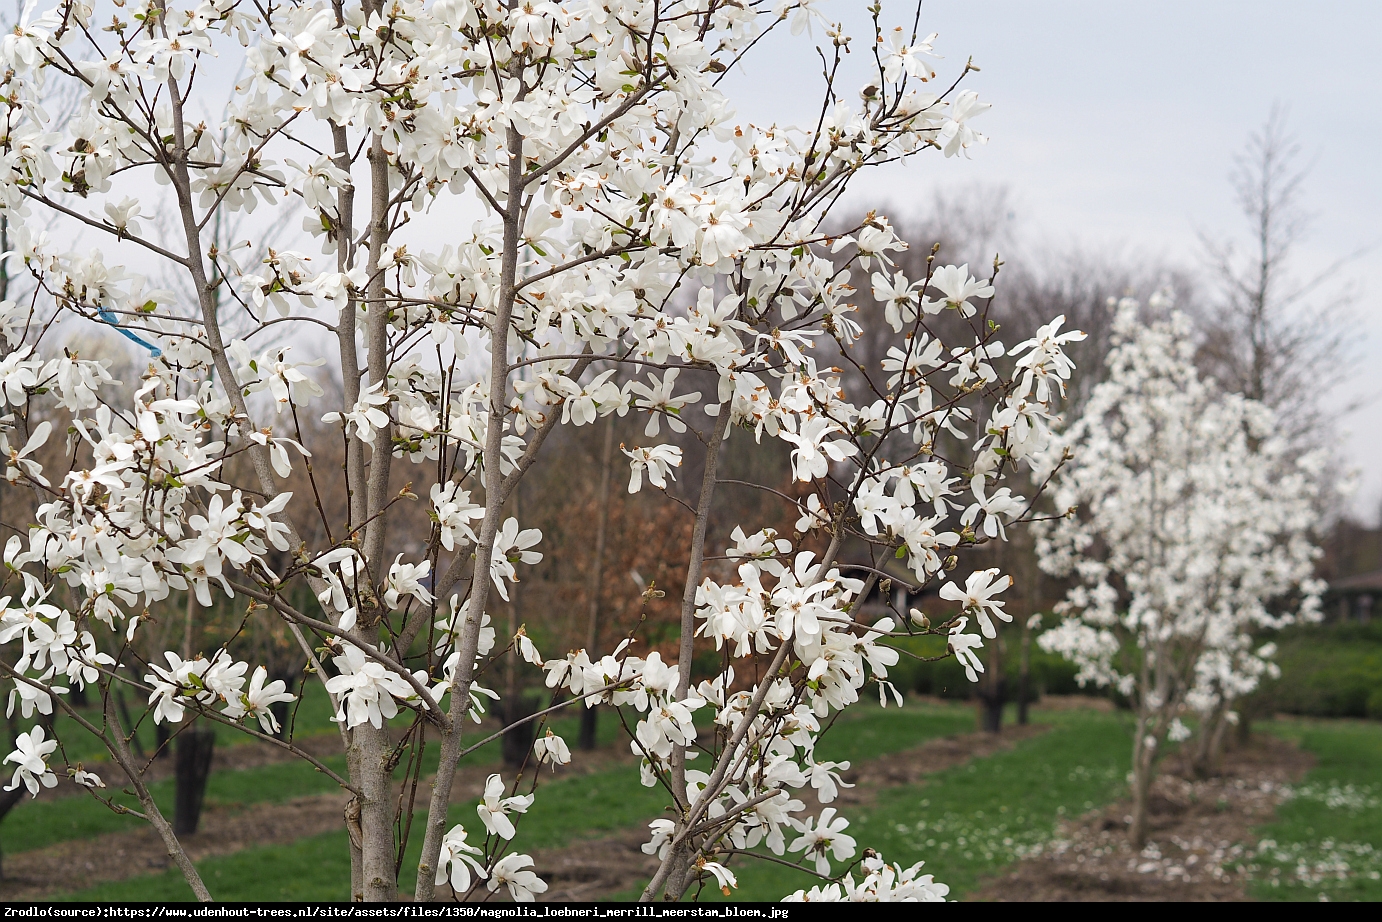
410, 116, 528, 904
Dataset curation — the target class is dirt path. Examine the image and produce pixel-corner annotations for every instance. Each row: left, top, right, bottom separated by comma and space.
973, 735, 1316, 901
530, 724, 1050, 902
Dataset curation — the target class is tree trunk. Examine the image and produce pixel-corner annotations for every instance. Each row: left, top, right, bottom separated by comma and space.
356, 720, 398, 901
502, 696, 537, 768
1017, 565, 1041, 725
1017, 617, 1033, 726
1190, 702, 1230, 778
1129, 721, 1157, 848
1208, 709, 1230, 768
503, 486, 532, 768
979, 627, 1005, 733
0, 748, 26, 880
174, 725, 216, 836
580, 416, 617, 751
504, 605, 523, 767
980, 676, 1005, 733
1236, 708, 1253, 747
578, 705, 599, 753
270, 672, 295, 741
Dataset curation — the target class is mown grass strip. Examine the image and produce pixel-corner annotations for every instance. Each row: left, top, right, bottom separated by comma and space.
63, 700, 977, 901
672, 708, 1133, 901
1242, 719, 1382, 901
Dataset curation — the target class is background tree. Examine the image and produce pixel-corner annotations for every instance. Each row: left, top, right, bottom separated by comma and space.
1198, 106, 1358, 445
1036, 298, 1322, 847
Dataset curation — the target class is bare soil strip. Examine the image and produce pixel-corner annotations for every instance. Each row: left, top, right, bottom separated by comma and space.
973, 734, 1315, 901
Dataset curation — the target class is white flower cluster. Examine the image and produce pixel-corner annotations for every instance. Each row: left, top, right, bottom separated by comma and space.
1037, 298, 1322, 742
0, 0, 1090, 900
435, 822, 548, 901
783, 853, 950, 901
148, 651, 295, 735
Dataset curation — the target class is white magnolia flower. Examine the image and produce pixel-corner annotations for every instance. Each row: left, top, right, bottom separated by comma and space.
71, 767, 105, 788
232, 666, 296, 735
625, 370, 701, 436
623, 444, 683, 493
476, 774, 534, 840
515, 630, 543, 667
642, 818, 676, 859
102, 196, 142, 236
1, 420, 51, 485
143, 651, 246, 728
533, 729, 571, 767
383, 555, 434, 610
789, 807, 857, 875
881, 28, 939, 83
785, 853, 950, 901
322, 384, 390, 445
4, 725, 57, 796
701, 859, 738, 895
939, 568, 1012, 639
490, 518, 543, 602
430, 482, 483, 551
487, 853, 548, 902
872, 270, 922, 332
435, 824, 487, 893
324, 645, 413, 730
781, 417, 857, 482
948, 616, 987, 682
928, 264, 993, 316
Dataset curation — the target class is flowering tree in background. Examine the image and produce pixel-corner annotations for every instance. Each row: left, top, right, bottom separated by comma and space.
0, 0, 1086, 902
1036, 298, 1321, 848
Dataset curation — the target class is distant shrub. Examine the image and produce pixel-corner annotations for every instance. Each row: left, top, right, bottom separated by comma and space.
886, 634, 1092, 703
1256, 622, 1382, 719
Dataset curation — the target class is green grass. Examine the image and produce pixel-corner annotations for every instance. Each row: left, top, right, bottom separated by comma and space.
8, 750, 357, 854
7, 685, 500, 856
811, 699, 977, 764
65, 753, 679, 902
1241, 719, 1382, 901
62, 705, 1382, 903
62, 699, 980, 901
685, 708, 1133, 901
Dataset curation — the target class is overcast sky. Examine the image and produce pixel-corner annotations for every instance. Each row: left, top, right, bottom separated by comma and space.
725, 0, 1382, 519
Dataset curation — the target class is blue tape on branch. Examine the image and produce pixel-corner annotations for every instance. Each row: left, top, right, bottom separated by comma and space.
96, 308, 161, 357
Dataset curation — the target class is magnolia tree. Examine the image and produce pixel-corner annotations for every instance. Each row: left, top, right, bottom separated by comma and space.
0, 0, 1085, 902
1036, 298, 1322, 848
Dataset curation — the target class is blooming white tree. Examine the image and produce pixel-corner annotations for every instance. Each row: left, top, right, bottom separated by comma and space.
0, 0, 1086, 902
1036, 297, 1322, 847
